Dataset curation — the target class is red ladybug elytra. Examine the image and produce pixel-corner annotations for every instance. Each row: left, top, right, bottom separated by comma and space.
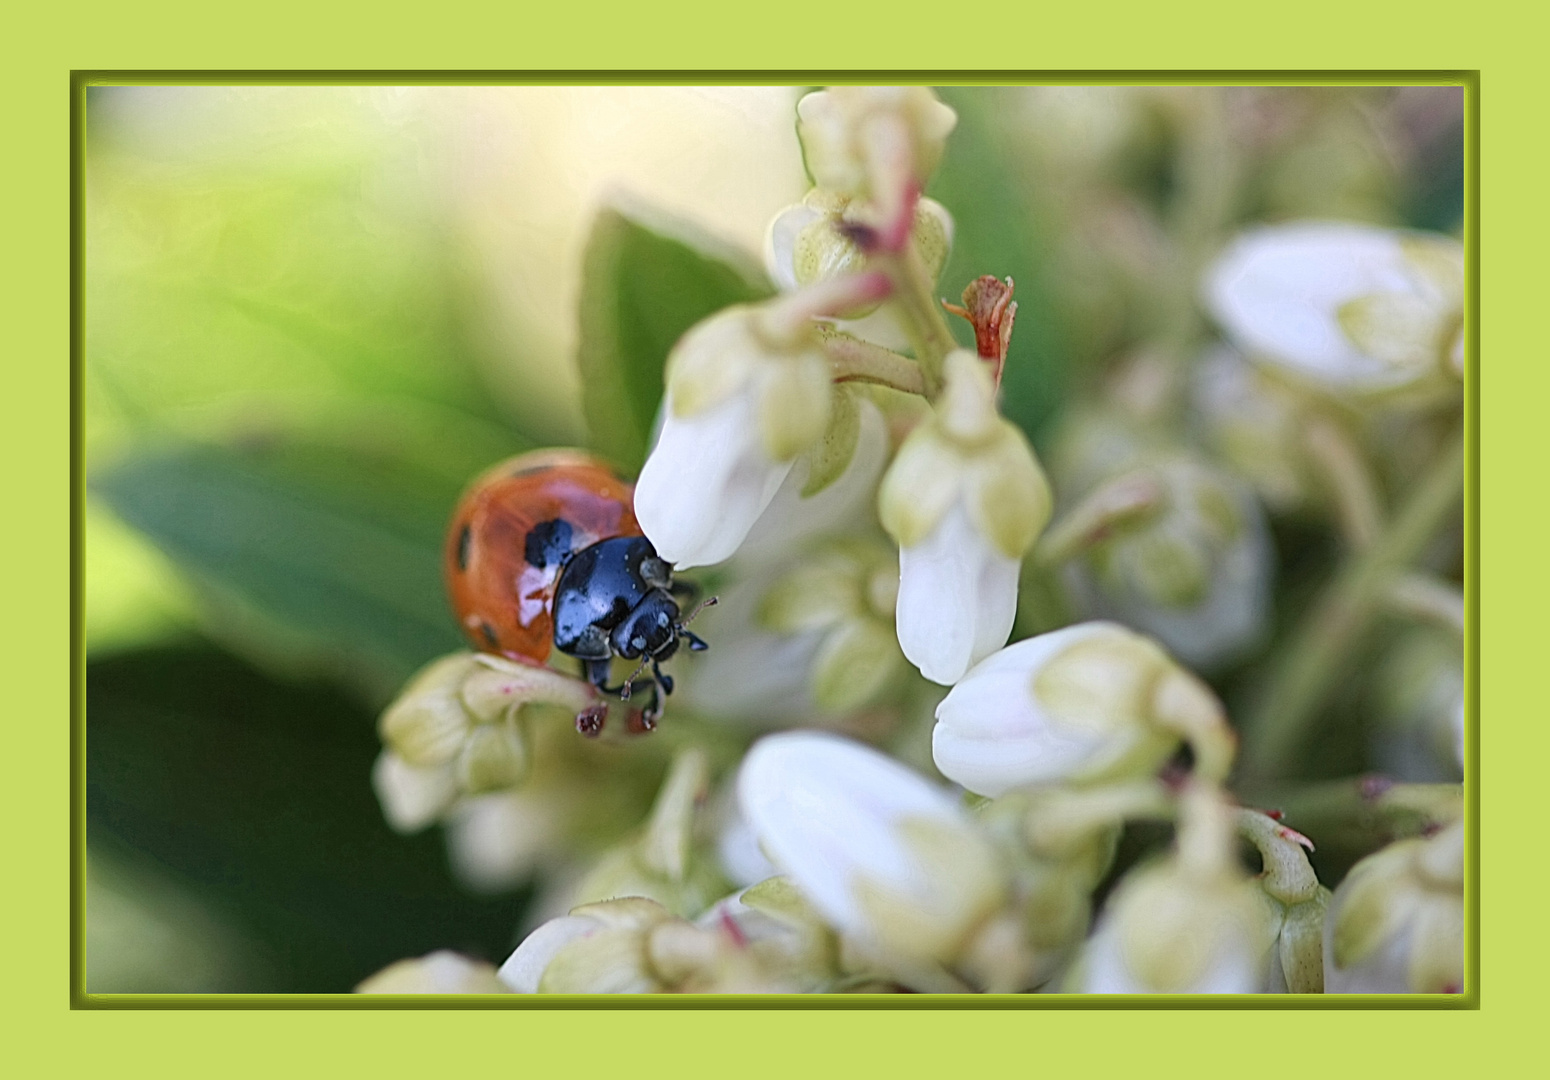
444, 449, 711, 736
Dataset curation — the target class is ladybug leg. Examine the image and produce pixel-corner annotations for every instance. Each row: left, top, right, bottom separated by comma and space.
680, 630, 710, 653
651, 660, 674, 695
574, 659, 614, 738
627, 683, 663, 734
575, 703, 608, 738
581, 657, 614, 692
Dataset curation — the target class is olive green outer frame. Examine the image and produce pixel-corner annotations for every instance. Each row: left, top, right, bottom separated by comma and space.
11, 0, 1531, 1073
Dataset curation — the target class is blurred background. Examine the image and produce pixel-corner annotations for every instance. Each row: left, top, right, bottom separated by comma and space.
83, 84, 1464, 993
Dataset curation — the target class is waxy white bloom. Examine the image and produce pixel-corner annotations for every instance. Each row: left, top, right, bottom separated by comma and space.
796, 87, 958, 203
737, 730, 1006, 963
1323, 819, 1464, 993
880, 350, 1053, 684
933, 622, 1231, 798
1205, 221, 1464, 398
635, 280, 887, 570
356, 950, 510, 994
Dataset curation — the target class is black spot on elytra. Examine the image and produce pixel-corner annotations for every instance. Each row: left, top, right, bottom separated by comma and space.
456, 524, 472, 572
524, 518, 574, 571
481, 622, 500, 651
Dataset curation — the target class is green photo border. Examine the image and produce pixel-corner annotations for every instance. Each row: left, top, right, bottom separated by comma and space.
12, 0, 1530, 1073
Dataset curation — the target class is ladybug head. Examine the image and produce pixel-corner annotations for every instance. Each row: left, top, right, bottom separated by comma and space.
610, 591, 683, 661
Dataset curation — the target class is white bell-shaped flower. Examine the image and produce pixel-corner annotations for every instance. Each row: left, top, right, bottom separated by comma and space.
737, 730, 1005, 964
932, 621, 1234, 798
879, 350, 1053, 684
1204, 221, 1464, 398
1323, 819, 1464, 993
636, 279, 887, 570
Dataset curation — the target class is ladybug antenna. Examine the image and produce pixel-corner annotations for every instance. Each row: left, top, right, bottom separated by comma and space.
619, 653, 652, 701
679, 595, 719, 629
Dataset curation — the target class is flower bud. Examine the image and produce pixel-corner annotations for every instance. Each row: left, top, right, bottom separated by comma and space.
356, 950, 510, 994
1049, 458, 1273, 670
1069, 786, 1271, 993
499, 898, 672, 994
932, 622, 1235, 797
1373, 626, 1465, 782
501, 896, 794, 994
1323, 819, 1464, 993
371, 749, 460, 834
737, 730, 1007, 965
1204, 221, 1464, 400
696, 880, 841, 991
372, 652, 596, 832
796, 87, 958, 202
757, 538, 904, 711
880, 350, 1053, 684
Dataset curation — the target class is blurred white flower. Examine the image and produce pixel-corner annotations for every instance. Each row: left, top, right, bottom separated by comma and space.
1192, 345, 1322, 512
498, 900, 666, 993
1323, 819, 1464, 993
933, 622, 1233, 797
880, 350, 1053, 684
499, 896, 790, 993
1205, 221, 1464, 398
1076, 865, 1269, 993
1054, 458, 1274, 671
356, 950, 509, 994
737, 730, 1005, 963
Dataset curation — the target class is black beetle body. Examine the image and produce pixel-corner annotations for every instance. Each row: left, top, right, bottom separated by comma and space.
551, 535, 709, 729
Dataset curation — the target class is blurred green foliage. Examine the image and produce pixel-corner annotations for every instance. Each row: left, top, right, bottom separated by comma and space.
931, 87, 1067, 447
578, 206, 773, 473
88, 643, 529, 993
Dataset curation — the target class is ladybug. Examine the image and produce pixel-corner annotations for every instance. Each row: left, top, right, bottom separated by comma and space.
444, 449, 711, 736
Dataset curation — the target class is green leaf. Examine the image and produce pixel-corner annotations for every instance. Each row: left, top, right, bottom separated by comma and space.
576, 204, 772, 473
91, 441, 467, 692
930, 88, 1068, 447
87, 643, 533, 992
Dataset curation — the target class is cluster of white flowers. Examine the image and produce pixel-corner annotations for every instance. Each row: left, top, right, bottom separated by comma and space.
362, 86, 1467, 998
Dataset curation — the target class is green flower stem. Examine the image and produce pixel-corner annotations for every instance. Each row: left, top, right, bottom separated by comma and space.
1304, 415, 1384, 551
1235, 808, 1321, 905
1257, 778, 1463, 855
1385, 572, 1466, 636
817, 327, 927, 397
1149, 90, 1244, 403
1238, 431, 1465, 787
878, 243, 957, 399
